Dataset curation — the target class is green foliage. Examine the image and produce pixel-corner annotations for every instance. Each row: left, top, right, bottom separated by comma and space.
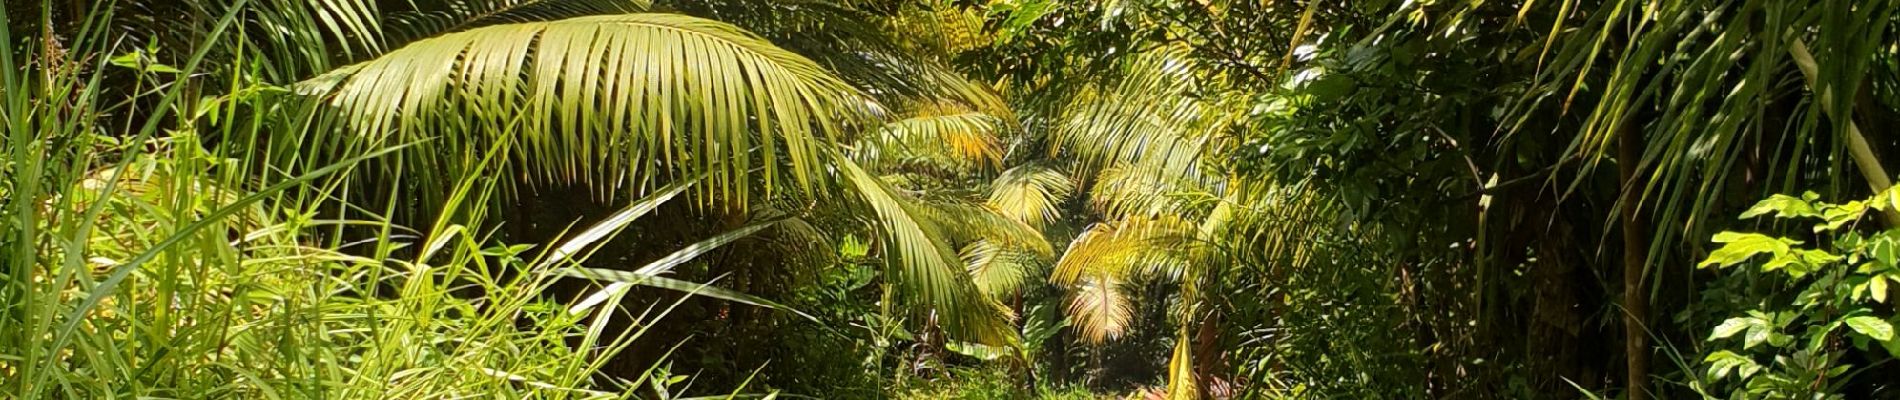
894, 366, 1099, 400
21, 0, 1900, 398
0, 102, 670, 399
1693, 189, 1900, 398
0, 4, 788, 397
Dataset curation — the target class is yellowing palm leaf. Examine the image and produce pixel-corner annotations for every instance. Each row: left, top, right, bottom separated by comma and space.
864, 111, 1007, 172
961, 239, 1042, 299
1066, 274, 1131, 344
987, 163, 1073, 229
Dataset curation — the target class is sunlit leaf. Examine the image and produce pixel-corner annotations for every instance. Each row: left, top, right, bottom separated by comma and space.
1847, 316, 1894, 342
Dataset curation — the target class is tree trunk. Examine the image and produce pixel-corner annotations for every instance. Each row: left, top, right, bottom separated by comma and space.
1618, 124, 1651, 400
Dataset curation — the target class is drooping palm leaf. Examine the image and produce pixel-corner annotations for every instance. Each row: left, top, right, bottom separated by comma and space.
837, 151, 1017, 344
305, 13, 872, 207
1049, 217, 1194, 286
1050, 216, 1198, 345
909, 198, 1054, 257
1050, 46, 1237, 185
961, 239, 1043, 299
1087, 165, 1219, 222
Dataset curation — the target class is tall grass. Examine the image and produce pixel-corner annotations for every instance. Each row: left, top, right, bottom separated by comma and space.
0, 4, 694, 399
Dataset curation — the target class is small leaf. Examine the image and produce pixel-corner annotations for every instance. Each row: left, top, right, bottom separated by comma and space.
1304, 74, 1358, 101
1700, 232, 1791, 269
1744, 325, 1770, 349
1709, 318, 1750, 340
145, 63, 183, 74
1873, 276, 1889, 303
1873, 186, 1900, 212
1703, 350, 1756, 382
1876, 237, 1898, 267
1858, 262, 1883, 274
1816, 201, 1867, 232
109, 52, 141, 69
1741, 194, 1820, 219
946, 341, 1007, 361
1738, 362, 1761, 380
1767, 332, 1793, 348
1846, 316, 1894, 341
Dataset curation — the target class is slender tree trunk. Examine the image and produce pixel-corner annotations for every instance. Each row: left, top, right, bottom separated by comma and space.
1194, 310, 1222, 396
1618, 124, 1651, 400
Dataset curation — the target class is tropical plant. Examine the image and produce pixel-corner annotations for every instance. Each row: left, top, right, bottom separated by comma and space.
0, 1, 810, 398
1692, 189, 1900, 398
20, 0, 1900, 398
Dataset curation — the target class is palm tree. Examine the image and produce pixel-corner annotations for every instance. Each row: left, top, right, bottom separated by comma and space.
282, 0, 1050, 345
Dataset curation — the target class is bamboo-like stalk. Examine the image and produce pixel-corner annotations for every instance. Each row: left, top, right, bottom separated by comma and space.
1788, 40, 1900, 226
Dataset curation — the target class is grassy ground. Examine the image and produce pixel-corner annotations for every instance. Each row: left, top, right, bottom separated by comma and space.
891, 367, 1121, 400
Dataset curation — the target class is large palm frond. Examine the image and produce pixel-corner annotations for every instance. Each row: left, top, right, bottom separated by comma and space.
910, 198, 1053, 257
1066, 274, 1132, 344
666, 0, 1010, 117
861, 111, 1007, 173
243, 0, 386, 79
1049, 46, 1241, 190
1511, 0, 1900, 257
1049, 217, 1195, 287
304, 13, 870, 207
838, 153, 1017, 344
1050, 216, 1196, 343
384, 0, 652, 46
962, 239, 1043, 299
987, 163, 1073, 229
1087, 165, 1220, 222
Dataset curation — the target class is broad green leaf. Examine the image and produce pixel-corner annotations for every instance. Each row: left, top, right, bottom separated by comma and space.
1740, 194, 1820, 220
1704, 350, 1757, 381
1744, 325, 1770, 349
1699, 232, 1791, 269
1873, 276, 1889, 303
1816, 201, 1867, 232
1873, 185, 1900, 212
1846, 316, 1894, 341
1304, 74, 1358, 101
1875, 236, 1898, 267
1767, 332, 1793, 348
946, 341, 1008, 361
1708, 317, 1750, 340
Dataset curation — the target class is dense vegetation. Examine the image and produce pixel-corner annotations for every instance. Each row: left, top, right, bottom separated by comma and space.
5, 0, 1900, 398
